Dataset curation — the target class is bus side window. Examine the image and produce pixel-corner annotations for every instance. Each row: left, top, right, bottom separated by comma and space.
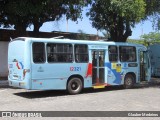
32, 42, 46, 63
119, 46, 136, 62
108, 46, 118, 62
75, 44, 88, 63
47, 43, 73, 63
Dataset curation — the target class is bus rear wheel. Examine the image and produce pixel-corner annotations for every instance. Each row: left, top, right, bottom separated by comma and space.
124, 74, 135, 89
67, 77, 83, 95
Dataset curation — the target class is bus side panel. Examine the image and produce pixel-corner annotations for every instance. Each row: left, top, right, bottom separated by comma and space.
106, 62, 138, 85
23, 40, 32, 89
83, 63, 92, 88
106, 62, 123, 85
32, 79, 67, 90
31, 63, 92, 90
31, 63, 68, 90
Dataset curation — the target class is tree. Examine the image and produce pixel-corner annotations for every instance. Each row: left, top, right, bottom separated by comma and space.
0, 0, 91, 34
127, 39, 143, 44
87, 0, 146, 42
141, 32, 160, 45
145, 0, 160, 31
127, 32, 160, 46
101, 30, 110, 40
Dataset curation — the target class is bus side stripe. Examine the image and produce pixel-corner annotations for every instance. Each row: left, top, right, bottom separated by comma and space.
85, 63, 92, 78
16, 62, 23, 69
16, 62, 20, 69
19, 62, 24, 69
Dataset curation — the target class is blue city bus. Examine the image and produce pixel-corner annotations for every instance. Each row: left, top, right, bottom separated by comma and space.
8, 37, 151, 94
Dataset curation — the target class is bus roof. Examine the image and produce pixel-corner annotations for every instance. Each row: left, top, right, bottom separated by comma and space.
12, 37, 145, 47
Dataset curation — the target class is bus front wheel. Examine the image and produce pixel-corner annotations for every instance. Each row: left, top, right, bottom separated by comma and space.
124, 74, 135, 89
67, 77, 83, 95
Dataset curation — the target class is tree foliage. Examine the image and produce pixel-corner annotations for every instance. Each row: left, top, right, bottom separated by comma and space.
128, 32, 160, 46
101, 31, 110, 40
127, 39, 144, 45
145, 0, 160, 30
141, 32, 160, 44
145, 0, 159, 16
87, 0, 146, 42
0, 0, 91, 34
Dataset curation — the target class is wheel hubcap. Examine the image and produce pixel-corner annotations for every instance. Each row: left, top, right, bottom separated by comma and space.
126, 78, 132, 85
71, 82, 79, 90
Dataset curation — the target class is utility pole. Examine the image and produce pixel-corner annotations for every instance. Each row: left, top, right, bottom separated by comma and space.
97, 30, 99, 40
66, 19, 68, 32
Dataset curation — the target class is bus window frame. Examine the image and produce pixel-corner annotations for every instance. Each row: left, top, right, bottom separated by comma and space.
119, 46, 137, 62
108, 45, 118, 62
32, 42, 46, 64
46, 43, 73, 63
74, 44, 89, 63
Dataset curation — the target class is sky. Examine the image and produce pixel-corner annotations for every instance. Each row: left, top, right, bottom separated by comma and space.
37, 17, 155, 40
27, 7, 155, 40
0, 7, 155, 40
36, 12, 155, 40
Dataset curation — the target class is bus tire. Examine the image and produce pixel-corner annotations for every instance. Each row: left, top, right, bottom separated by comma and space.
124, 74, 135, 89
67, 77, 83, 95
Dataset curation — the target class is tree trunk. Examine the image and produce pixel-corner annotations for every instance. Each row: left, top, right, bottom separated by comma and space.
123, 20, 132, 41
14, 22, 27, 36
33, 22, 40, 36
33, 17, 43, 37
110, 18, 132, 42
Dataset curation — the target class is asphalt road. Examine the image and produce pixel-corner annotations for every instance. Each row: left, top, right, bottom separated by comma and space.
0, 78, 160, 119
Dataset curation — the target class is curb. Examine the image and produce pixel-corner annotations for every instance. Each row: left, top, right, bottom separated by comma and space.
0, 80, 9, 87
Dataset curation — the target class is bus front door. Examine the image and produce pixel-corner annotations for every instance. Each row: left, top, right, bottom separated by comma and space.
140, 51, 151, 81
92, 50, 105, 88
